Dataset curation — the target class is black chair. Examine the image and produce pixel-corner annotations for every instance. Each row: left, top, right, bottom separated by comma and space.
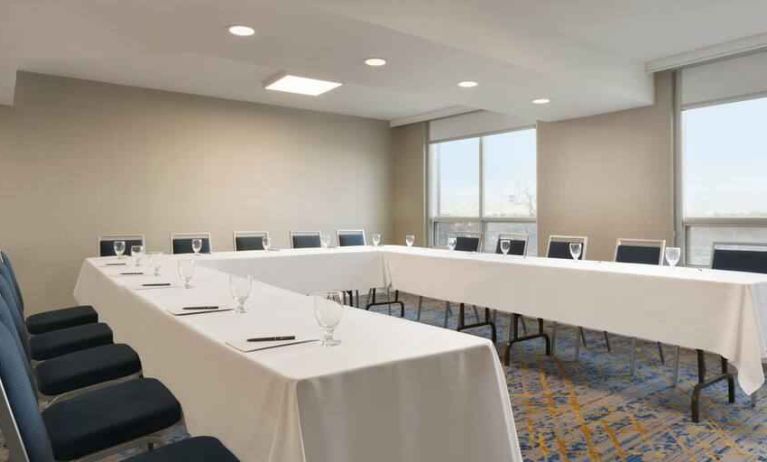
1, 252, 98, 335
0, 321, 185, 462
171, 233, 212, 255
337, 229, 366, 247
545, 235, 588, 358
99, 235, 145, 257
290, 231, 322, 249
495, 233, 528, 256
125, 436, 239, 461
233, 231, 268, 251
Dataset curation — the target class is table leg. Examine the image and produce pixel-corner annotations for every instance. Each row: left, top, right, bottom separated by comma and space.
690, 350, 735, 422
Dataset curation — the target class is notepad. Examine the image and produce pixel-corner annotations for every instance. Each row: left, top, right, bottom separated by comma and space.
226, 338, 318, 353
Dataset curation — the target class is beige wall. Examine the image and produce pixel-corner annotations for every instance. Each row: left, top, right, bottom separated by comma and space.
537, 72, 675, 259
0, 72, 392, 313
390, 123, 427, 246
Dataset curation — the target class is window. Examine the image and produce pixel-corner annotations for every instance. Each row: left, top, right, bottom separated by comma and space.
429, 128, 537, 254
681, 96, 767, 266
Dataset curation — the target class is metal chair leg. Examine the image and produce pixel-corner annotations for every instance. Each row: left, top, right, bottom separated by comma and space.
443, 301, 450, 328
416, 296, 423, 321
574, 328, 581, 360
752, 390, 759, 408
551, 322, 558, 354
630, 338, 637, 378
386, 287, 392, 315
520, 316, 528, 335
603, 331, 611, 352
472, 305, 480, 322
579, 327, 588, 348
657, 342, 665, 365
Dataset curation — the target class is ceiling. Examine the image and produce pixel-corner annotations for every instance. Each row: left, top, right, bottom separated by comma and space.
1, 0, 766, 125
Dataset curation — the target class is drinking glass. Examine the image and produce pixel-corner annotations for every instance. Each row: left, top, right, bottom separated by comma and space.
447, 237, 457, 251
191, 239, 203, 255
500, 239, 511, 255
261, 236, 271, 251
569, 242, 583, 261
177, 259, 195, 289
665, 247, 681, 268
371, 233, 381, 247
113, 241, 126, 259
405, 234, 415, 247
131, 245, 145, 267
229, 274, 253, 314
149, 252, 163, 277
313, 291, 345, 347
320, 233, 330, 249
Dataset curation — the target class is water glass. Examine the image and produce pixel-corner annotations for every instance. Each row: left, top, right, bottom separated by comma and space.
569, 242, 583, 261
229, 274, 253, 314
313, 291, 345, 347
177, 259, 195, 289
149, 252, 163, 277
405, 234, 415, 247
261, 236, 271, 251
191, 238, 203, 255
447, 237, 457, 251
500, 239, 511, 255
320, 233, 330, 249
113, 241, 126, 259
131, 245, 145, 267
371, 233, 381, 247
665, 247, 681, 267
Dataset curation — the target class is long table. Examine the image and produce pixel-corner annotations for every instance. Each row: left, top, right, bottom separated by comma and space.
74, 247, 521, 462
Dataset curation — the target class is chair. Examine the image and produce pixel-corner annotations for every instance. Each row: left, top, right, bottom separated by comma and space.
125, 436, 239, 461
546, 235, 588, 358
98, 234, 145, 257
1, 251, 98, 335
0, 320, 185, 462
171, 233, 212, 255
495, 233, 528, 256
233, 231, 269, 251
337, 229, 366, 247
290, 231, 322, 249
611, 238, 667, 376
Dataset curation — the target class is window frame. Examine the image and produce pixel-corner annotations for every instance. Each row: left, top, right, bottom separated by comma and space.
427, 125, 538, 250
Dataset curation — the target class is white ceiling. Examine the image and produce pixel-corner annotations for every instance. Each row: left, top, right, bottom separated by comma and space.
1, 0, 766, 124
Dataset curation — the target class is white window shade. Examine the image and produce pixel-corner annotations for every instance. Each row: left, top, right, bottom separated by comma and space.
429, 111, 534, 142
681, 51, 767, 107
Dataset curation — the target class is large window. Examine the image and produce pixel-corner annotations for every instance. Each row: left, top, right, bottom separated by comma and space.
429, 128, 537, 253
681, 96, 767, 265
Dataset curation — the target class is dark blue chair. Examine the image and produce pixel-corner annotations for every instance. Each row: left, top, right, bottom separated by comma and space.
98, 235, 145, 257
337, 230, 366, 247
290, 231, 322, 249
495, 234, 528, 256
712, 243, 767, 274
125, 436, 239, 462
171, 233, 212, 255
233, 232, 268, 251
454, 235, 480, 252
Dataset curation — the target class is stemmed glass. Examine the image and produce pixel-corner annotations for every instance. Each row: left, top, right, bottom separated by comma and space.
665, 247, 681, 268
320, 233, 330, 249
447, 237, 457, 251
569, 242, 583, 261
500, 239, 511, 255
131, 245, 145, 267
177, 259, 195, 289
313, 291, 345, 347
405, 234, 415, 247
191, 239, 203, 256
229, 274, 253, 314
371, 233, 381, 247
149, 252, 163, 277
261, 236, 271, 251
113, 241, 126, 259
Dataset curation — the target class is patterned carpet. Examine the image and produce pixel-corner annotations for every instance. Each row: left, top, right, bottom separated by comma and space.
3, 293, 766, 461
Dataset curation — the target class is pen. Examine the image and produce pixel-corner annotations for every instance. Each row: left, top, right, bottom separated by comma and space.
247, 335, 296, 342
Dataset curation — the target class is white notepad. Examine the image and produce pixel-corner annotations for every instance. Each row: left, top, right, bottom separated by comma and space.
226, 338, 318, 353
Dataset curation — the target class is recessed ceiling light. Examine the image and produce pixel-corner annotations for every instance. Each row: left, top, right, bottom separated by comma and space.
458, 81, 478, 88
532, 98, 551, 105
228, 25, 255, 37
264, 74, 342, 96
365, 58, 387, 67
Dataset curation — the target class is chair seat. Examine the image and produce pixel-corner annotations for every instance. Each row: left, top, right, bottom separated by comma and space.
30, 323, 113, 361
35, 344, 141, 396
125, 436, 240, 462
43, 378, 182, 461
26, 305, 98, 334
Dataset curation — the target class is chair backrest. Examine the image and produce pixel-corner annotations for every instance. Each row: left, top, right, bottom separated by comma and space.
546, 235, 588, 260
337, 230, 366, 247
171, 233, 212, 255
0, 321, 55, 462
233, 231, 268, 251
98, 235, 145, 257
454, 234, 481, 252
495, 233, 528, 256
0, 277, 29, 355
290, 231, 322, 249
0, 296, 35, 388
614, 238, 665, 266
711, 242, 767, 274
0, 251, 24, 312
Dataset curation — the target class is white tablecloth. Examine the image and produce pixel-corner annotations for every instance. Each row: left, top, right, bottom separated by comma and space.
383, 246, 767, 395
74, 251, 521, 462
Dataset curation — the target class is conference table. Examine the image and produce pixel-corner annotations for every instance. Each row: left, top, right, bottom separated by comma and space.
74, 245, 767, 460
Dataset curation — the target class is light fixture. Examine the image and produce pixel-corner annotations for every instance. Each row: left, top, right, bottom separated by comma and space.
365, 58, 387, 67
228, 25, 255, 37
264, 74, 342, 96
457, 81, 478, 88
532, 98, 551, 105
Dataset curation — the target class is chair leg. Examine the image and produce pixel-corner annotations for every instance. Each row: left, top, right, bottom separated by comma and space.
484, 308, 497, 343
752, 390, 759, 408
520, 316, 528, 335
472, 305, 480, 322
416, 296, 423, 321
551, 322, 558, 354
386, 287, 392, 315
443, 301, 450, 328
579, 327, 588, 348
657, 342, 665, 365
672, 346, 681, 387
508, 314, 514, 342
630, 338, 637, 378
574, 328, 581, 361
395, 290, 404, 317
355, 290, 360, 308
457, 303, 466, 330
603, 331, 611, 352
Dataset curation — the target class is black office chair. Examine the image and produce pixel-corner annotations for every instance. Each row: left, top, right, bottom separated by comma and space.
290, 231, 322, 249
233, 231, 268, 251
171, 233, 212, 255
98, 235, 145, 257
1, 251, 98, 335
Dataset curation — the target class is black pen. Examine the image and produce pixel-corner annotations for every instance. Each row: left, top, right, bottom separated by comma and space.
120, 271, 144, 275
182, 306, 219, 311
247, 336, 296, 342
142, 282, 171, 287
106, 262, 127, 266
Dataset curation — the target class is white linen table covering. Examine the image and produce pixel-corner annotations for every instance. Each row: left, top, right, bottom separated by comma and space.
383, 246, 767, 395
74, 253, 521, 462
